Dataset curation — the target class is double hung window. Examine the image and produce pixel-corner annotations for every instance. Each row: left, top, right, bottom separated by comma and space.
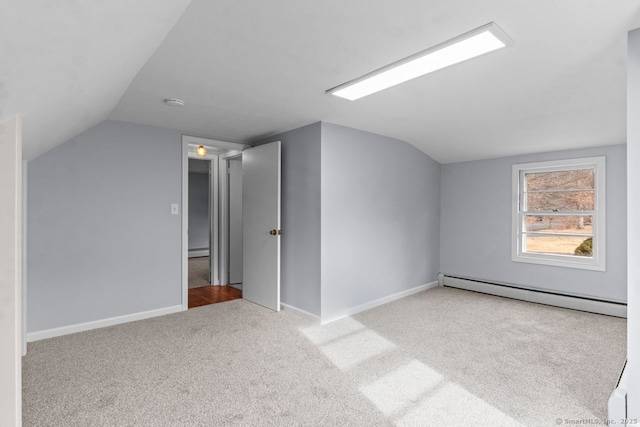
512, 157, 605, 271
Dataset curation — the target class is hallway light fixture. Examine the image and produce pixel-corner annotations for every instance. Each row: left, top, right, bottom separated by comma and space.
196, 145, 207, 157
326, 22, 513, 101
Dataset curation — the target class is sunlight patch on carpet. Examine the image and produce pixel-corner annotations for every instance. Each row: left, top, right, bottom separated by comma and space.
301, 315, 526, 426
395, 382, 524, 426
318, 329, 396, 371
300, 317, 365, 345
360, 360, 442, 416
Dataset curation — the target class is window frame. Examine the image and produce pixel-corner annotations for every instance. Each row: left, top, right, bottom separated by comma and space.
511, 156, 606, 271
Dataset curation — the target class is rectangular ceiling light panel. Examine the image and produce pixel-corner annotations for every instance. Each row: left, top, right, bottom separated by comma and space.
327, 22, 512, 101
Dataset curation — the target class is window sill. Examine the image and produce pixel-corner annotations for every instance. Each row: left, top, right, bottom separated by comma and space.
512, 253, 606, 272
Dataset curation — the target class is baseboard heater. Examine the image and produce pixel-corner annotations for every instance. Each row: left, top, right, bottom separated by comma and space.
188, 249, 209, 258
438, 273, 626, 318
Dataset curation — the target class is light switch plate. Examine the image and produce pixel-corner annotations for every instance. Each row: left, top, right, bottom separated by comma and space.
171, 203, 179, 215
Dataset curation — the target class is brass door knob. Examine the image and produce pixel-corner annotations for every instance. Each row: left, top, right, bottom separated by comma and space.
269, 229, 277, 235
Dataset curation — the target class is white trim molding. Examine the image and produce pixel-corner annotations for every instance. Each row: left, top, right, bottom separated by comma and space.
280, 303, 320, 321
512, 156, 606, 271
321, 281, 439, 325
27, 305, 183, 342
182, 135, 249, 153
22, 160, 27, 357
608, 362, 628, 421
219, 151, 243, 286
181, 140, 189, 309
209, 155, 220, 285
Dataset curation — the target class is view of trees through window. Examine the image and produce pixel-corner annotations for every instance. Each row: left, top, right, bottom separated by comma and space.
523, 169, 594, 256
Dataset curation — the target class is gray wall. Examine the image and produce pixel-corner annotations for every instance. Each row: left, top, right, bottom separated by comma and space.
440, 144, 627, 302
188, 162, 209, 252
27, 120, 182, 333
320, 122, 441, 321
255, 122, 322, 316
627, 27, 640, 418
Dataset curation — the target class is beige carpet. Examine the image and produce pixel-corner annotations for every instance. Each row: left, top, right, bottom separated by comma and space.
188, 256, 210, 289
22, 287, 626, 426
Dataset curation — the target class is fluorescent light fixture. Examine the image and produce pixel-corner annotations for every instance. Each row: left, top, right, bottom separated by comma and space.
327, 22, 512, 101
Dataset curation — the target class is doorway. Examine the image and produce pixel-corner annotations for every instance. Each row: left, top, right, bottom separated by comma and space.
181, 136, 282, 312
187, 158, 212, 289
181, 136, 248, 310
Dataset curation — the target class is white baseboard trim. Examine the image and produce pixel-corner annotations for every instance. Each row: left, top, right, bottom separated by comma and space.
280, 303, 320, 321
442, 275, 627, 318
188, 249, 209, 258
27, 305, 184, 342
321, 281, 439, 325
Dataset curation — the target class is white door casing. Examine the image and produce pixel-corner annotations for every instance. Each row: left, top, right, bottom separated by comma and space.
242, 141, 281, 311
228, 158, 243, 284
208, 156, 219, 285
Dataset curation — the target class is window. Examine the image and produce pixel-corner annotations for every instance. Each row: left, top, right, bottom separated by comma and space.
512, 157, 605, 271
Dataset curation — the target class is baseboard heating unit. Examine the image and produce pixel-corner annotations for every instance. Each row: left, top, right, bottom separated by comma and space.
438, 273, 626, 318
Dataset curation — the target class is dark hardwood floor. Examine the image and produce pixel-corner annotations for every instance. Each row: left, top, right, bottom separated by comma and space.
188, 285, 242, 309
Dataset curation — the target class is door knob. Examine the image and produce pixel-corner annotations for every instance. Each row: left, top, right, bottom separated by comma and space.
269, 229, 277, 235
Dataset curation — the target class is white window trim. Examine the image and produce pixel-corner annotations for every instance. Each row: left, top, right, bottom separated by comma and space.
511, 156, 606, 271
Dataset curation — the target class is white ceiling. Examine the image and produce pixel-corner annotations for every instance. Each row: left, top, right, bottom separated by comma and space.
5, 1, 640, 163
0, 0, 191, 159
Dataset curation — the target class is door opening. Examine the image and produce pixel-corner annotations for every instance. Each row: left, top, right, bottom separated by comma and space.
181, 136, 248, 310
181, 136, 281, 312
187, 158, 212, 289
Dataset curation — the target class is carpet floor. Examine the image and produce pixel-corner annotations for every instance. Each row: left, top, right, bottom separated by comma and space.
188, 257, 210, 289
22, 287, 626, 426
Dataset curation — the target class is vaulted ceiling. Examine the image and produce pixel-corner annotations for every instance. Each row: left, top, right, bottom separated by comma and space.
4, 1, 640, 162
0, 0, 191, 159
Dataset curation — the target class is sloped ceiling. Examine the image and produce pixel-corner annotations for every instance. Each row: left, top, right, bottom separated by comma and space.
110, 0, 640, 163
4, 1, 640, 163
0, 0, 191, 159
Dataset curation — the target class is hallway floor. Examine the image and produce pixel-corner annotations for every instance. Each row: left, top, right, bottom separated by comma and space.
188, 256, 210, 289
188, 256, 242, 308
188, 285, 242, 309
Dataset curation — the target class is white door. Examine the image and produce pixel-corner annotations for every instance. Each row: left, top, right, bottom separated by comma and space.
242, 141, 281, 311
